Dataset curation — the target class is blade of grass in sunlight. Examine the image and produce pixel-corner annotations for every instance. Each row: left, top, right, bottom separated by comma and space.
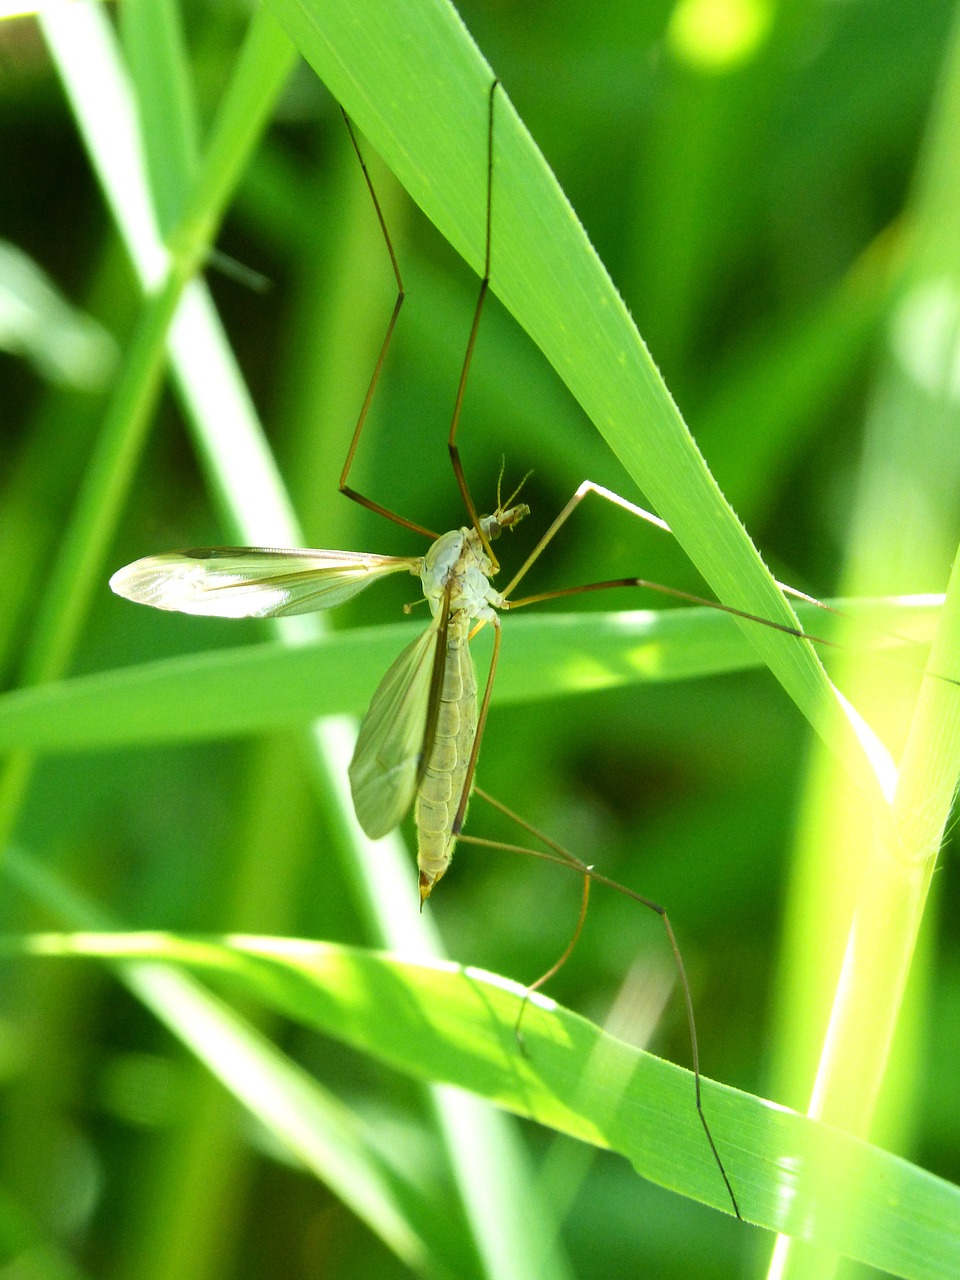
119, 0, 200, 235
765, 14, 960, 1279
0, 598, 943, 753
8, 919, 960, 1280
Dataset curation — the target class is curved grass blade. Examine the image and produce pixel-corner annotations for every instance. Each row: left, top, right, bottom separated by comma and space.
0, 598, 943, 753
14, 928, 960, 1280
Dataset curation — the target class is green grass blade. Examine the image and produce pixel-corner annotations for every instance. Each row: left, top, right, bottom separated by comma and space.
171, 8, 298, 269
764, 14, 960, 1277
119, 0, 199, 233
15, 6, 293, 695
0, 598, 943, 753
0, 7, 294, 838
12, 926, 960, 1280
0, 238, 117, 388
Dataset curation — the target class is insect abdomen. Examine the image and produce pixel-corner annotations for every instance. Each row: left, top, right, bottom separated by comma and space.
415, 618, 477, 902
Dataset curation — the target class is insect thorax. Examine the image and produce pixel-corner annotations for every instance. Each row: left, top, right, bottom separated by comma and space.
420, 504, 529, 625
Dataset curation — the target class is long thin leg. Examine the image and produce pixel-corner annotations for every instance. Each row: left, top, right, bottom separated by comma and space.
505, 575, 845, 650
774, 580, 932, 654
460, 785, 742, 1221
447, 80, 501, 568
501, 480, 669, 600
439, 80, 509, 842
499, 478, 936, 666
503, 569, 941, 680
497, 478, 843, 652
338, 110, 438, 539
512, 873, 591, 1049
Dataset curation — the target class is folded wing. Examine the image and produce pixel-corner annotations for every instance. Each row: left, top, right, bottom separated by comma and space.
349, 610, 445, 840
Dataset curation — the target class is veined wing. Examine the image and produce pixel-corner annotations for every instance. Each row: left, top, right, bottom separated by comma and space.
109, 548, 422, 619
349, 607, 447, 840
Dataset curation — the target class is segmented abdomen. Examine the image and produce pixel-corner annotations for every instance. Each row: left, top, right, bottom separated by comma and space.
415, 615, 477, 901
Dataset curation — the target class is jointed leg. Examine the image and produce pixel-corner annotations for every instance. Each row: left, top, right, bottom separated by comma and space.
500, 477, 896, 645
338, 110, 438, 539
497, 479, 845, 651
501, 480, 671, 600
447, 80, 502, 568
460, 785, 742, 1220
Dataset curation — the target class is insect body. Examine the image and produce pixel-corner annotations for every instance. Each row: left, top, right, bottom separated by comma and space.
381, 503, 528, 898
109, 501, 529, 901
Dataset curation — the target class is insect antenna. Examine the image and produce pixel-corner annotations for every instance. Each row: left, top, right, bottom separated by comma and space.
499, 465, 535, 517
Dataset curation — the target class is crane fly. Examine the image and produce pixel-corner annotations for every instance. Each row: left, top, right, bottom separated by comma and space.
108, 72, 954, 1225
113, 76, 937, 1223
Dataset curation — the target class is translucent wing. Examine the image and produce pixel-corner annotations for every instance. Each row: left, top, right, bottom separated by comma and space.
349, 608, 446, 839
109, 547, 422, 619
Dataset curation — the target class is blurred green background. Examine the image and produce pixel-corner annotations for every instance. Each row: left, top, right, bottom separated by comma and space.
1, 1, 958, 1277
